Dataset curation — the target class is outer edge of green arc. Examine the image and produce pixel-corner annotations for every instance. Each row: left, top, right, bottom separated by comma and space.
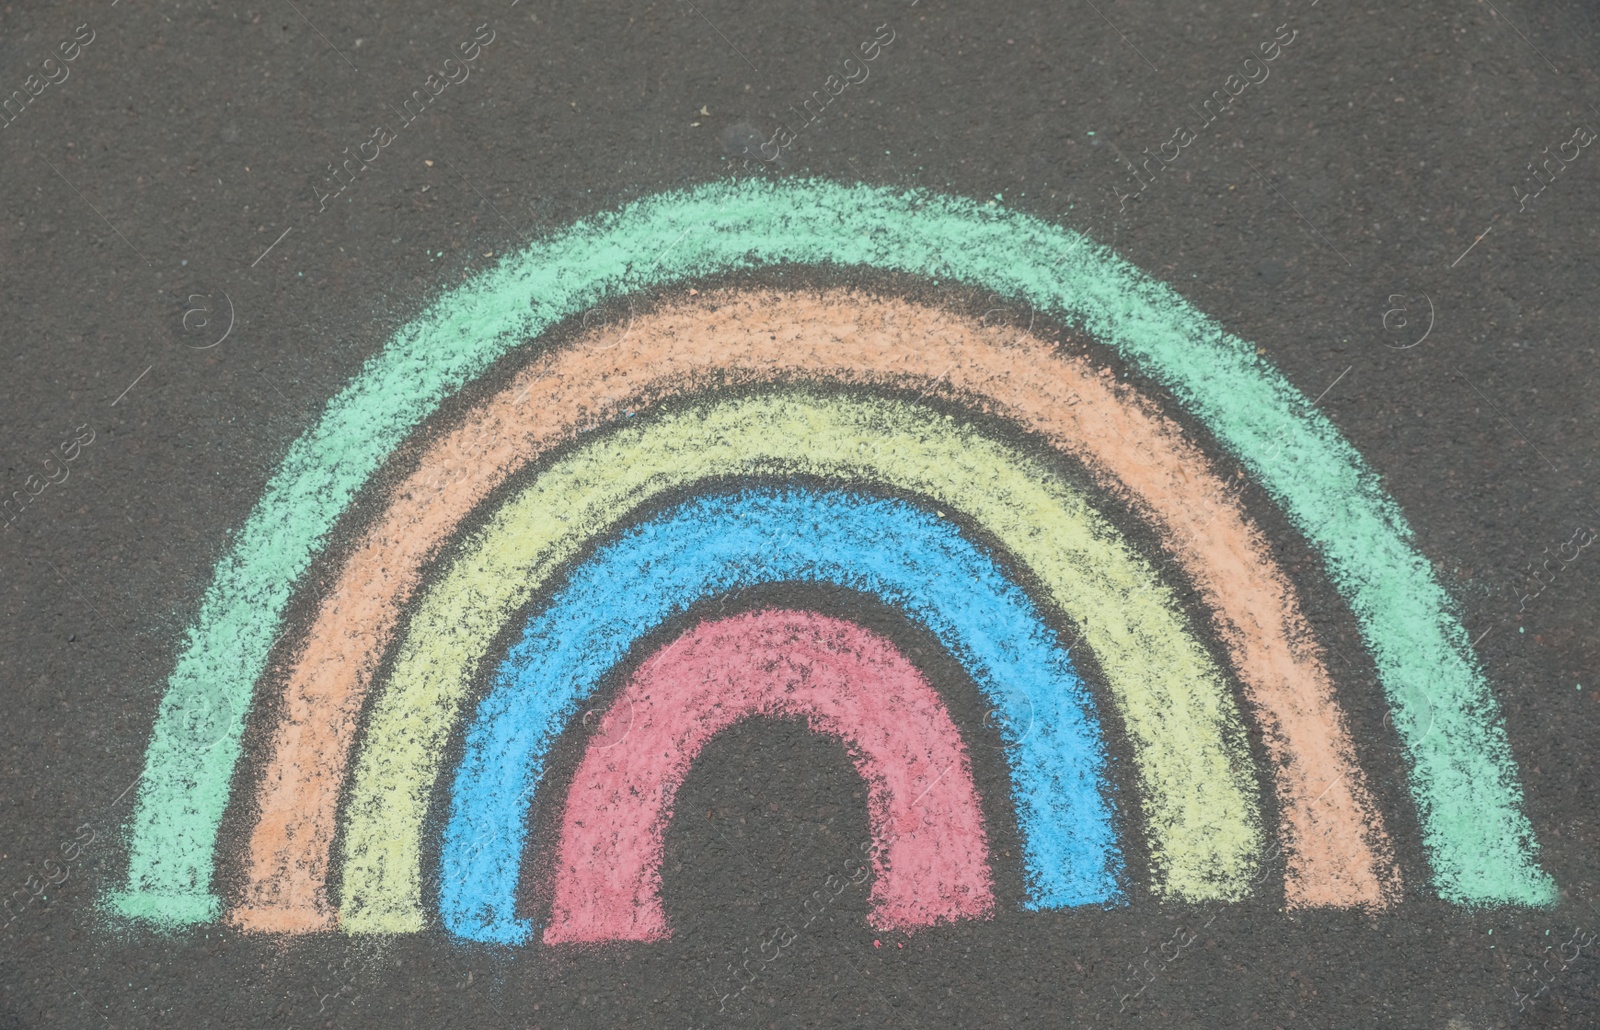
107, 177, 1556, 928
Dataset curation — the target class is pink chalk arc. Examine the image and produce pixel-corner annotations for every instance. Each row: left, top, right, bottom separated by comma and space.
544, 609, 996, 944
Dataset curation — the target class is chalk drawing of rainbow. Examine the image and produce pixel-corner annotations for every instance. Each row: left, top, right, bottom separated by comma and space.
109, 180, 1556, 943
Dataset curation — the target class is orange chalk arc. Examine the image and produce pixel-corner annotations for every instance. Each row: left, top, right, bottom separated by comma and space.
232, 288, 1396, 933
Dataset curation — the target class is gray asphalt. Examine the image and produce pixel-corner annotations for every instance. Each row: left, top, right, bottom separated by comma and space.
1, 0, 1598, 1026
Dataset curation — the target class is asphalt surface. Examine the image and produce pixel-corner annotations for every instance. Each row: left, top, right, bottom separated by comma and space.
1, 0, 1599, 1026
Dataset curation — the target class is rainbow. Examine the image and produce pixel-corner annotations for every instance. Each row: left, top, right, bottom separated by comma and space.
109, 180, 1554, 940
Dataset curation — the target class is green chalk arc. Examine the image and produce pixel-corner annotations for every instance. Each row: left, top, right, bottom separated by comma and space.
109, 178, 1553, 927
